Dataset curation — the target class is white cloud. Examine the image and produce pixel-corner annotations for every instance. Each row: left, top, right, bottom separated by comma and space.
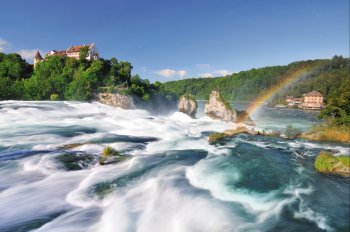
156, 69, 177, 77
199, 73, 214, 78
215, 69, 233, 76
178, 69, 186, 77
156, 69, 187, 78
18, 50, 38, 60
0, 39, 44, 63
0, 38, 9, 52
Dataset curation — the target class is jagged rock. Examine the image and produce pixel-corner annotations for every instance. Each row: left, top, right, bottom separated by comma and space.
97, 93, 135, 109
204, 90, 237, 122
237, 110, 255, 126
178, 95, 198, 118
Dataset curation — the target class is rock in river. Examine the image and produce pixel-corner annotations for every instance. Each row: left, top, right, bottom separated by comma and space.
178, 95, 198, 118
204, 90, 237, 122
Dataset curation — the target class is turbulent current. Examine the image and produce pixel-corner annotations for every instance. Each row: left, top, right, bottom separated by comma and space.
0, 101, 349, 232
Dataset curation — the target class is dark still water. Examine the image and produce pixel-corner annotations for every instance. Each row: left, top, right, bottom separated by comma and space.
0, 101, 349, 232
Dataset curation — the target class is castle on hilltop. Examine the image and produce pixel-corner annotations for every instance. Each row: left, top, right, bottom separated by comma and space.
34, 43, 99, 67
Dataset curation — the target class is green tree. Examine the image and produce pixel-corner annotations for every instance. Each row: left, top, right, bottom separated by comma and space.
130, 74, 142, 85
130, 84, 144, 97
79, 46, 90, 61
117, 61, 133, 85
64, 74, 98, 101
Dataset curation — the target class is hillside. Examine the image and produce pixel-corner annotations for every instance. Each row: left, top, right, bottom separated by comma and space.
160, 56, 349, 105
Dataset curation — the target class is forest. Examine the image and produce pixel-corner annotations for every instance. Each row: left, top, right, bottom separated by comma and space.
0, 51, 177, 111
160, 56, 348, 103
0, 52, 348, 127
161, 56, 350, 127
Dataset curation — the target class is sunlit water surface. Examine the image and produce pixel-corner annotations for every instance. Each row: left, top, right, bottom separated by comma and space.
0, 101, 349, 232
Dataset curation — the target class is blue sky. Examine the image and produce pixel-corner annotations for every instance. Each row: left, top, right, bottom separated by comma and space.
0, 0, 348, 82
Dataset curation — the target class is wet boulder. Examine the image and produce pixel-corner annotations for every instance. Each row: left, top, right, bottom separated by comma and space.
56, 153, 96, 171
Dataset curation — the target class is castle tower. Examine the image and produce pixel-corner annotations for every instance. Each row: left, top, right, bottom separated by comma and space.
33, 51, 43, 68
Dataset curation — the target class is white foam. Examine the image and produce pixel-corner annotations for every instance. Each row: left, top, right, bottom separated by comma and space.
91, 175, 242, 232
0, 101, 342, 231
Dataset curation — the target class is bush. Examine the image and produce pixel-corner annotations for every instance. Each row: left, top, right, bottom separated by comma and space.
50, 93, 59, 101
208, 132, 227, 144
284, 125, 302, 139
130, 84, 145, 97
268, 130, 281, 137
142, 93, 150, 102
100, 146, 125, 165
102, 146, 120, 157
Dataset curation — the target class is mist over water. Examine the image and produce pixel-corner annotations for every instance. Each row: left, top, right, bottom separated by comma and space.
0, 101, 349, 232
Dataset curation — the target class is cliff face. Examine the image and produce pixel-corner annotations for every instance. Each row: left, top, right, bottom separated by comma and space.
205, 90, 237, 122
178, 95, 197, 118
96, 93, 135, 109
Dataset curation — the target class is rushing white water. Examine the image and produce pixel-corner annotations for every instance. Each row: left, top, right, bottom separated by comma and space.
0, 101, 349, 232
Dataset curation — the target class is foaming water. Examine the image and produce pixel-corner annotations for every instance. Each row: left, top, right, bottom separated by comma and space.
0, 101, 349, 232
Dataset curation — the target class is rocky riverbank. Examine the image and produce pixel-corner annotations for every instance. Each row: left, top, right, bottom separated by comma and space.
209, 126, 263, 144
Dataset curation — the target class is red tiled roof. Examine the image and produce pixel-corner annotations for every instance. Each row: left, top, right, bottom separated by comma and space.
51, 50, 67, 56
305, 90, 322, 97
67, 44, 91, 53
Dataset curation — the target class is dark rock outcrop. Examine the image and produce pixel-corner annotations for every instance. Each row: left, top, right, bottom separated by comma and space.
237, 110, 255, 126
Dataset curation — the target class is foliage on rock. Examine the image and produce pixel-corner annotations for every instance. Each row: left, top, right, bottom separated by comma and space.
314, 151, 350, 177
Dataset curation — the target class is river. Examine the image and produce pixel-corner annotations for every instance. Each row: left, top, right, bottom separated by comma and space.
0, 101, 349, 232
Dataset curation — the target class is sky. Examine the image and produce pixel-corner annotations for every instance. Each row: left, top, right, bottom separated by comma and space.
0, 0, 348, 82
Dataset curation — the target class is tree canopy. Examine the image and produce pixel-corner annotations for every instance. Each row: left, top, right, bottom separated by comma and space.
0, 52, 177, 113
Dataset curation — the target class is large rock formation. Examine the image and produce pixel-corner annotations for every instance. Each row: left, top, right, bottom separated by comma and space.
97, 93, 135, 109
178, 95, 198, 118
205, 90, 237, 122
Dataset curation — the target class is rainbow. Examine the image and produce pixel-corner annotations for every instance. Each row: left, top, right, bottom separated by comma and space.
238, 63, 319, 123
